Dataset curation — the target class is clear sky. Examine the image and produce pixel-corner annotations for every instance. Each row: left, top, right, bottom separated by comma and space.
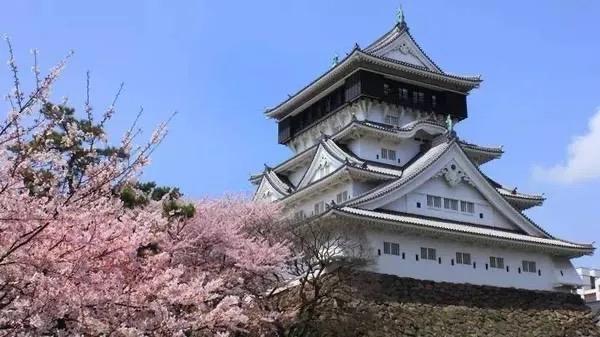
2, 1, 599, 266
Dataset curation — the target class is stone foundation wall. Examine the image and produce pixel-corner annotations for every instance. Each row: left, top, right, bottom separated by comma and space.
281, 271, 600, 337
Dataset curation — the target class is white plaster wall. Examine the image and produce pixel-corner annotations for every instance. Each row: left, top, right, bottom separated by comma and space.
346, 136, 421, 167
362, 103, 422, 129
287, 165, 309, 187
290, 182, 354, 217
381, 177, 518, 231
364, 229, 578, 291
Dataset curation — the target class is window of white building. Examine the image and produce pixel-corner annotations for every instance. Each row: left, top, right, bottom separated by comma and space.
381, 148, 397, 161
420, 247, 436, 260
522, 260, 537, 273
489, 256, 504, 269
384, 112, 400, 126
456, 252, 471, 265
443, 198, 459, 211
427, 195, 442, 208
336, 191, 349, 204
460, 201, 475, 214
313, 201, 325, 215
383, 242, 400, 256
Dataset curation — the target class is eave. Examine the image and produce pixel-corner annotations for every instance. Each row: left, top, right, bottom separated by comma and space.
265, 50, 482, 120
497, 187, 546, 210
320, 207, 594, 258
458, 140, 504, 165
282, 164, 397, 205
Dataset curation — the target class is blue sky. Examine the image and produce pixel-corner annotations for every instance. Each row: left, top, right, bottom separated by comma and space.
2, 1, 599, 266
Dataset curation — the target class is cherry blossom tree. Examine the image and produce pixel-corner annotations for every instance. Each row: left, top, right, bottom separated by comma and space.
0, 39, 290, 336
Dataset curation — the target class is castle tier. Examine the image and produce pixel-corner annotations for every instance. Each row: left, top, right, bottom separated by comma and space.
252, 14, 594, 291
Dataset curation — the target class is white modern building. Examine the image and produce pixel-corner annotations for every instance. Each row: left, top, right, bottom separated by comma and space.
576, 267, 600, 302
251, 12, 594, 291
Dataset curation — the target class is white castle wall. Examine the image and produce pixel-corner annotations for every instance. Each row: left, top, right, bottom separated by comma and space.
364, 228, 579, 291
381, 177, 516, 231
346, 136, 421, 167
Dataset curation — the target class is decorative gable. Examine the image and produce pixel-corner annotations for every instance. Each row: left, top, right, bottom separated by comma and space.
296, 143, 344, 189
365, 24, 442, 73
253, 176, 286, 202
435, 161, 473, 187
349, 139, 551, 237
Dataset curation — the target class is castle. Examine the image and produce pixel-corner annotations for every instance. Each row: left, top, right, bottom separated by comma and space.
251, 11, 594, 291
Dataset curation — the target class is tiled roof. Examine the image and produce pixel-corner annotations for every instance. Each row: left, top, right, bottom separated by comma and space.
265, 49, 481, 119
364, 22, 443, 73
347, 134, 453, 205
458, 140, 504, 154
330, 207, 594, 253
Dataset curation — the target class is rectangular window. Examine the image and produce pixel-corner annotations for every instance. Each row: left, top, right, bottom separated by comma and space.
460, 201, 475, 214
383, 242, 391, 255
444, 198, 459, 211
385, 113, 400, 126
293, 210, 305, 220
336, 191, 349, 204
431, 95, 437, 108
383, 242, 400, 256
381, 148, 397, 161
400, 88, 409, 101
420, 247, 436, 260
490, 256, 504, 269
418, 92, 425, 104
427, 195, 442, 208
456, 252, 471, 265
413, 91, 419, 104
522, 260, 537, 273
391, 243, 400, 256
314, 201, 325, 215
383, 83, 391, 96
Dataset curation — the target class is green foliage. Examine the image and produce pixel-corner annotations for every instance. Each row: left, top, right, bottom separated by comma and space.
119, 181, 195, 219
9, 102, 129, 194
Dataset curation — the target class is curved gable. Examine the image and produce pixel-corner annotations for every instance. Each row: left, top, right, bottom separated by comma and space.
350, 139, 551, 238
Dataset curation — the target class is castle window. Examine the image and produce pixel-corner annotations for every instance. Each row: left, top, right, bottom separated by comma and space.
456, 252, 471, 265
313, 201, 325, 215
384, 111, 400, 126
381, 148, 397, 161
460, 201, 475, 214
383, 242, 400, 256
420, 247, 436, 260
431, 95, 437, 108
522, 260, 537, 273
399, 88, 409, 101
336, 191, 349, 203
383, 83, 391, 96
444, 198, 459, 211
489, 256, 504, 269
427, 195, 442, 208
413, 91, 425, 105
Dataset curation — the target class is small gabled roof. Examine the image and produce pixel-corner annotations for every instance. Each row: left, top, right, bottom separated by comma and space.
345, 134, 555, 238
296, 137, 402, 189
364, 22, 443, 73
